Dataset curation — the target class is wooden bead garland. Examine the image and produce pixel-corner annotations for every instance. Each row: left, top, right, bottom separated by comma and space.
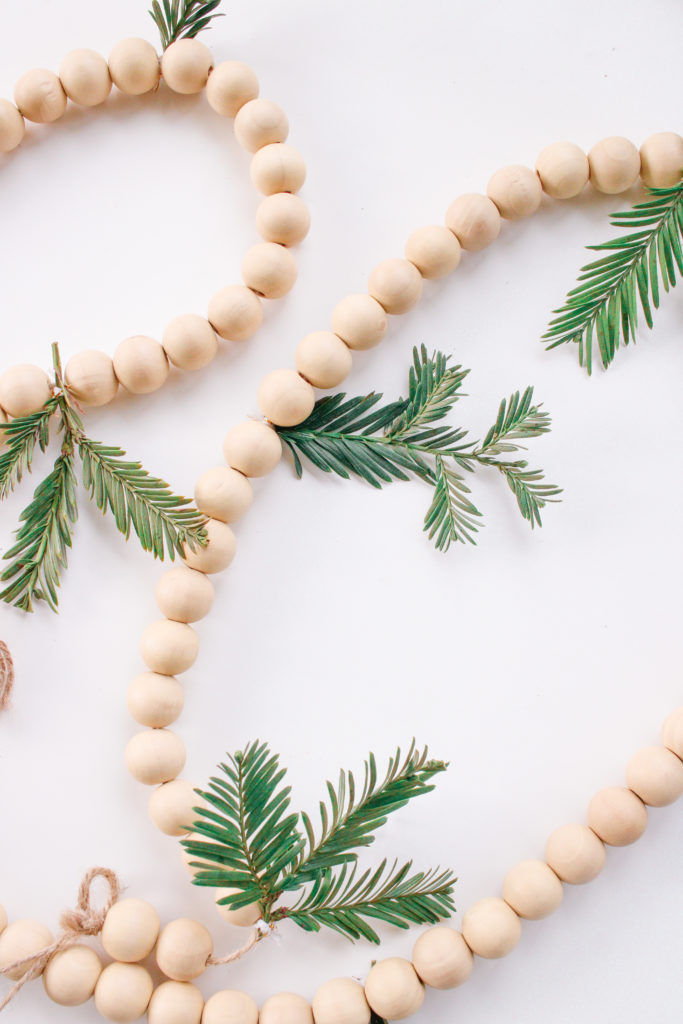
14, 69, 67, 124
107, 38, 160, 96
101, 898, 160, 962
155, 918, 213, 981
260, 992, 314, 1024
161, 38, 213, 95
147, 980, 204, 1024
94, 962, 153, 1023
203, 989, 259, 1024
411, 926, 474, 989
311, 977, 371, 1024
487, 164, 543, 219
126, 671, 185, 727
42, 945, 102, 1006
364, 957, 425, 1020
625, 745, 683, 806
461, 897, 522, 959
501, 859, 563, 920
0, 920, 53, 979
587, 787, 648, 846
545, 823, 606, 884
124, 728, 186, 785
59, 49, 112, 107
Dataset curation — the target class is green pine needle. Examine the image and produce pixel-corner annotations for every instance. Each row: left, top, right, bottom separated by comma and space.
424, 456, 481, 551
0, 397, 58, 500
149, 0, 224, 50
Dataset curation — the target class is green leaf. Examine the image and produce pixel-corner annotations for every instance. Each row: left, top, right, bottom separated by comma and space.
149, 0, 224, 49
0, 398, 58, 500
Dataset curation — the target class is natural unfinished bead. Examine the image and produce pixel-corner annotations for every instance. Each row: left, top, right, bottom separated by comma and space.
203, 990, 259, 1024
65, 349, 118, 407
149, 778, 202, 836
59, 49, 111, 106
108, 37, 160, 95
183, 518, 236, 574
94, 962, 153, 1023
368, 258, 423, 314
662, 706, 683, 759
140, 619, 199, 675
405, 225, 462, 279
461, 897, 522, 959
502, 859, 563, 920
162, 38, 213, 95
364, 958, 424, 1021
242, 242, 298, 299
148, 981, 204, 1024
545, 823, 606, 883
113, 335, 169, 394
411, 926, 474, 989
208, 284, 263, 342
43, 944, 102, 1006
260, 992, 313, 1024
0, 919, 53, 979
214, 889, 262, 927
296, 331, 352, 388
194, 466, 254, 523
250, 143, 307, 195
207, 60, 259, 117
102, 899, 160, 962
536, 141, 589, 199
626, 745, 683, 806
156, 565, 215, 622
445, 193, 501, 251
234, 99, 289, 153
588, 786, 648, 846
126, 672, 185, 727
223, 420, 282, 477
487, 164, 543, 219
125, 729, 186, 785
256, 193, 311, 245
312, 978, 371, 1024
258, 369, 315, 427
331, 294, 387, 350
640, 132, 683, 188
14, 68, 67, 123
162, 314, 218, 371
0, 906, 7, 935
0, 99, 25, 153
156, 918, 213, 982
0, 364, 51, 417
588, 136, 641, 194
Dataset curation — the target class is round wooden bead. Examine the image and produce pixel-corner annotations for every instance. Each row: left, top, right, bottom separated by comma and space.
202, 990, 259, 1024
0, 919, 53, 979
0, 905, 7, 935
108, 38, 160, 95
242, 242, 298, 299
411, 926, 474, 989
156, 565, 215, 622
260, 992, 313, 1024
43, 944, 102, 1006
94, 963, 153, 1023
502, 859, 564, 919
662, 706, 683, 759
0, 364, 51, 417
223, 421, 282, 477
0, 98, 25, 153
214, 889, 262, 927
258, 369, 315, 427
161, 39, 213, 95
461, 897, 522, 958
234, 99, 289, 153
545, 824, 606, 883
208, 284, 263, 342
148, 981, 204, 1024
250, 144, 307, 195
331, 294, 387, 350
487, 164, 543, 219
65, 349, 118, 407
102, 899, 161, 962
640, 132, 683, 188
140, 619, 199, 674
127, 672, 185, 727
14, 69, 67, 123
125, 729, 186, 785
296, 331, 352, 389
207, 61, 259, 117
162, 315, 218, 371
256, 193, 311, 245
59, 49, 111, 106
194, 466, 253, 523
588, 137, 641, 194
405, 225, 462, 279
312, 978, 370, 1024
368, 258, 423, 315
149, 779, 202, 836
587, 786, 648, 846
626, 745, 683, 806
183, 518, 236, 574
113, 335, 169, 394
536, 141, 589, 199
364, 958, 424, 1021
156, 919, 213, 982
445, 193, 501, 251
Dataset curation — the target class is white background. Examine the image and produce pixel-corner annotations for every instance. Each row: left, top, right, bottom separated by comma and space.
0, 0, 682, 1021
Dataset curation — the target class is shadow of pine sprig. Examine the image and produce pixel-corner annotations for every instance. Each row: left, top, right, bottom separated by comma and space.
276, 345, 561, 551
183, 740, 455, 945
149, 0, 224, 51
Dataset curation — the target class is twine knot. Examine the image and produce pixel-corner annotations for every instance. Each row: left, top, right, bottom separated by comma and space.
0, 642, 14, 711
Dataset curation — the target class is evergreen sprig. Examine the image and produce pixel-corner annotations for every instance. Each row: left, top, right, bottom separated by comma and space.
0, 397, 58, 500
149, 0, 224, 50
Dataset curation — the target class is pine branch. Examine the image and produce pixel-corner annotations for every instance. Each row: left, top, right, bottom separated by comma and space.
495, 461, 562, 528
150, 0, 224, 50
423, 456, 481, 551
387, 344, 469, 438
0, 398, 58, 500
477, 387, 552, 456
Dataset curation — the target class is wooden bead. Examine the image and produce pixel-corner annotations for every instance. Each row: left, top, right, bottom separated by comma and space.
94, 963, 153, 1023
296, 331, 352, 389
331, 294, 387, 350
364, 958, 424, 1021
445, 193, 501, 251
0, 98, 25, 153
140, 619, 199, 675
256, 193, 311, 245
43, 944, 102, 1006
234, 99, 289, 153
162, 38, 213, 95
65, 349, 118, 407
640, 132, 683, 188
207, 61, 259, 117
202, 990, 259, 1024
369, 258, 423, 314
208, 284, 263, 342
59, 49, 111, 106
214, 889, 262, 927
502, 859, 563, 920
411, 926, 474, 989
162, 315, 218, 371
127, 672, 185, 727
0, 919, 53, 980
223, 420, 282, 477
156, 565, 215, 622
588, 136, 641, 194
108, 38, 160, 96
545, 824, 606, 883
148, 981, 204, 1024
258, 369, 315, 427
14, 69, 67, 123
242, 242, 298, 299
626, 745, 683, 806
183, 518, 236, 574
113, 335, 169, 394
461, 897, 522, 959
487, 164, 543, 219
194, 466, 253, 523
250, 144, 307, 195
0, 906, 6, 935
102, 899, 161, 962
312, 978, 370, 1024
587, 786, 648, 846
125, 729, 186, 785
156, 919, 213, 982
0, 364, 51, 416
662, 706, 683, 759
149, 779, 202, 836
536, 141, 589, 199
260, 992, 314, 1024
405, 225, 461, 279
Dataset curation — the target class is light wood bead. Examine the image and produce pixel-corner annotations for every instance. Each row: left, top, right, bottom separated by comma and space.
65, 349, 118, 407
588, 136, 641, 194
0, 906, 6, 935
545, 823, 606, 883
411, 926, 474, 989
207, 60, 259, 117
256, 193, 311, 245
487, 164, 543, 219
59, 49, 111, 106
258, 369, 315, 427
640, 132, 683, 188
125, 729, 186, 785
94, 963, 153, 1023
250, 144, 307, 195
296, 331, 352, 389
202, 990, 259, 1024
208, 284, 263, 342
102, 899, 161, 962
502, 859, 564, 920
183, 518, 236, 574
662, 706, 683, 759
108, 38, 160, 96
113, 335, 169, 394
364, 958, 424, 1021
162, 315, 219, 371
195, 466, 254, 524
0, 98, 25, 152
156, 565, 215, 623
162, 39, 213, 95
405, 225, 462, 279
149, 981, 204, 1024
242, 242, 298, 299
0, 364, 51, 417
43, 944, 102, 1006
536, 141, 589, 199
445, 193, 501, 251
140, 619, 199, 675
156, 919, 213, 982
331, 294, 387, 350
587, 786, 648, 846
260, 992, 314, 1024
234, 99, 289, 153
368, 258, 423, 314
150, 779, 202, 836
214, 889, 262, 927
127, 671, 185, 727
312, 978, 370, 1024
626, 745, 683, 806
223, 420, 282, 477
461, 897, 522, 959
0, 920, 53, 979
14, 68, 67, 124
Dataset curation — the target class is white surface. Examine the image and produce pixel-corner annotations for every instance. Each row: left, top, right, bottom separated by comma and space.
0, 0, 682, 1021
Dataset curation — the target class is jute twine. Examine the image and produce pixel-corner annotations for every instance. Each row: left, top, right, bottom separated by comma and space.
0, 642, 14, 711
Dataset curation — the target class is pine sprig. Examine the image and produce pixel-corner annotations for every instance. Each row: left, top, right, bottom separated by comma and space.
424, 456, 481, 551
150, 0, 224, 50
0, 397, 58, 500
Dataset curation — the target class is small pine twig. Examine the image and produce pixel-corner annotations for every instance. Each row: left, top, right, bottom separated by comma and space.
0, 397, 57, 500
149, 0, 224, 50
